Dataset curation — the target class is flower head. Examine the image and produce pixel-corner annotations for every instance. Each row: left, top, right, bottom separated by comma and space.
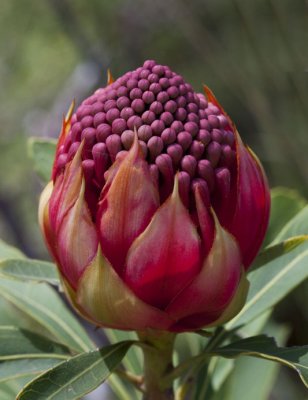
39, 60, 270, 332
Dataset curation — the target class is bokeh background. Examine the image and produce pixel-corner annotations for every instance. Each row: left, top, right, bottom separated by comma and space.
0, 0, 307, 398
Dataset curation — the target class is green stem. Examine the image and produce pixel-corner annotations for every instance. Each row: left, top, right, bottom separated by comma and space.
138, 330, 176, 400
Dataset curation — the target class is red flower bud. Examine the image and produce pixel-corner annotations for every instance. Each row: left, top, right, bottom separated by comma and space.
39, 61, 270, 332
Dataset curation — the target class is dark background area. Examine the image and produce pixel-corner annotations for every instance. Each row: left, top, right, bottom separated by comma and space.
0, 1, 307, 398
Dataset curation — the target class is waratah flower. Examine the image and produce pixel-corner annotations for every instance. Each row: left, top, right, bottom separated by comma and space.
39, 60, 270, 332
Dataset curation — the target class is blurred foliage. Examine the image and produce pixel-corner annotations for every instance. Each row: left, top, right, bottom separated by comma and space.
0, 0, 307, 398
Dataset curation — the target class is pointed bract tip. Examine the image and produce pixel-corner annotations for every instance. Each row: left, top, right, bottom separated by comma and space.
203, 85, 235, 130
127, 129, 144, 160
107, 69, 115, 85
59, 140, 84, 181
171, 173, 180, 200
52, 107, 77, 180
73, 139, 85, 164
203, 84, 217, 105
65, 99, 75, 124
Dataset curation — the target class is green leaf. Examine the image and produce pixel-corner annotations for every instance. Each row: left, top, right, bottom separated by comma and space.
250, 235, 308, 271
210, 335, 308, 388
0, 259, 59, 285
0, 326, 70, 360
209, 321, 289, 400
17, 341, 133, 400
237, 309, 272, 338
0, 383, 19, 400
226, 205, 308, 330
265, 188, 306, 245
226, 242, 308, 330
0, 278, 93, 353
0, 239, 24, 262
192, 311, 274, 399
0, 359, 62, 383
28, 137, 56, 183
274, 205, 308, 243
0, 378, 31, 400
0, 296, 57, 340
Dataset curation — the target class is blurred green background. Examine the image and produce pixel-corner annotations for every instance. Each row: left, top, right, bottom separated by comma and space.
0, 0, 307, 398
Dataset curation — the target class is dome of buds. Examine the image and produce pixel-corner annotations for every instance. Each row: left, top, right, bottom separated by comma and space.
54, 60, 236, 217
40, 60, 270, 332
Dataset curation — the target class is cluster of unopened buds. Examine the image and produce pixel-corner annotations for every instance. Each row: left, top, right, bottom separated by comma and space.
39, 60, 270, 332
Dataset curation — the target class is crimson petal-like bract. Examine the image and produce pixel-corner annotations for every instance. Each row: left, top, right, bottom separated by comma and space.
125, 176, 201, 309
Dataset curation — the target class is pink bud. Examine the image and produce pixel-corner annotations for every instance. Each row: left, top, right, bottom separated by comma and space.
41, 60, 270, 332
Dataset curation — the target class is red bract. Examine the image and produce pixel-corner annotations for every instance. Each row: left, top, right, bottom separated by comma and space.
39, 61, 270, 332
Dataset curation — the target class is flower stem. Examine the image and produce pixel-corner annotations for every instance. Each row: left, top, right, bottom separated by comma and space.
138, 330, 176, 400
